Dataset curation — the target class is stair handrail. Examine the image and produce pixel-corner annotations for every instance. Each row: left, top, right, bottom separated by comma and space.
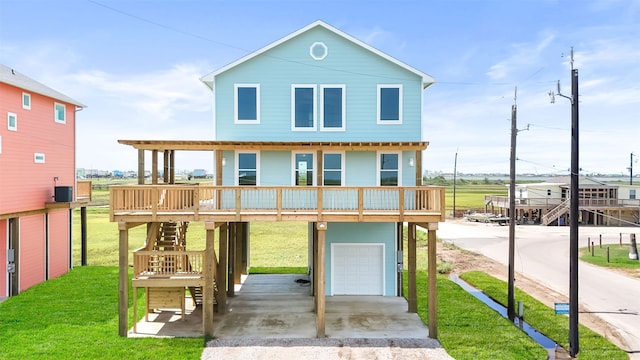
542, 198, 571, 225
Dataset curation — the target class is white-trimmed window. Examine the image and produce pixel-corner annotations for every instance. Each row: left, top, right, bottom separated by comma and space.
7, 112, 17, 131
22, 93, 31, 110
377, 85, 402, 124
320, 85, 346, 131
323, 152, 344, 186
236, 152, 259, 185
377, 152, 401, 186
234, 84, 260, 123
54, 103, 66, 124
34, 153, 46, 163
631, 189, 636, 200
293, 152, 315, 186
292, 85, 316, 131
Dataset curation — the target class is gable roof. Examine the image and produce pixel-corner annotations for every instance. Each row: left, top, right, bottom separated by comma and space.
201, 20, 435, 90
0, 64, 85, 108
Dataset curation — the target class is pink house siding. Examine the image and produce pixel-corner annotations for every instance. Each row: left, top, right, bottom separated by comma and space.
18, 215, 46, 292
0, 83, 76, 213
0, 220, 6, 296
0, 65, 84, 297
48, 210, 70, 279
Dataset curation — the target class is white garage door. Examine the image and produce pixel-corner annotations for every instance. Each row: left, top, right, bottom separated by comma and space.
332, 244, 384, 295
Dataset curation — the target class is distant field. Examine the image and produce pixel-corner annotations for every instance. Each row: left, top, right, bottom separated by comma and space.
444, 184, 507, 212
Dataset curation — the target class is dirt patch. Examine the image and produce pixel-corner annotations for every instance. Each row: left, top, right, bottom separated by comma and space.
437, 242, 629, 351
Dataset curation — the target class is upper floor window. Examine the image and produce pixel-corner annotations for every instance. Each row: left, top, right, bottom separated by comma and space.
378, 152, 400, 186
54, 103, 66, 124
377, 85, 402, 124
234, 84, 260, 123
22, 93, 31, 110
320, 85, 345, 131
323, 152, 344, 186
631, 189, 637, 200
7, 112, 17, 131
293, 152, 315, 185
237, 152, 258, 185
292, 85, 316, 131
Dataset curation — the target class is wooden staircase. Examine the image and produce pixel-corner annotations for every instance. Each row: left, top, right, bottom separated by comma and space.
541, 198, 570, 225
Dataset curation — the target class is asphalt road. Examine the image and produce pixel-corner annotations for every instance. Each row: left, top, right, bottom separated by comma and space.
438, 219, 640, 357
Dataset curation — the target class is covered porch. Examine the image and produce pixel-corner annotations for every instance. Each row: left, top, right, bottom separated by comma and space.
130, 273, 429, 339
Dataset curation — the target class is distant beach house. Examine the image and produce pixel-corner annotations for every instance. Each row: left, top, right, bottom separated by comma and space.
485, 177, 640, 225
111, 21, 445, 338
0, 64, 87, 299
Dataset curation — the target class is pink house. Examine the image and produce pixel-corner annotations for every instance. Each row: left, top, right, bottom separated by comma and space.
0, 64, 85, 298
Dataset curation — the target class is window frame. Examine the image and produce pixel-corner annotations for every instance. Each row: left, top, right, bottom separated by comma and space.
322, 152, 345, 186
235, 151, 259, 186
377, 151, 402, 186
291, 84, 317, 131
54, 102, 66, 124
7, 112, 17, 131
22, 92, 31, 110
320, 85, 346, 132
377, 84, 403, 124
291, 151, 316, 186
234, 84, 260, 124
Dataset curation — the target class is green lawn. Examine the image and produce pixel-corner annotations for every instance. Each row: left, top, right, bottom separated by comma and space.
0, 267, 202, 360
460, 271, 627, 360
580, 243, 640, 270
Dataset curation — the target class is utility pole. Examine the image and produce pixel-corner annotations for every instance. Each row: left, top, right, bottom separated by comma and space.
630, 152, 636, 185
549, 47, 580, 357
453, 150, 458, 218
507, 89, 517, 321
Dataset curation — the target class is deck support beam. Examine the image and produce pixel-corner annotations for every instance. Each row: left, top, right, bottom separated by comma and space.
137, 149, 145, 184
316, 221, 327, 338
118, 223, 129, 337
427, 222, 438, 339
203, 222, 216, 338
407, 222, 417, 313
217, 223, 228, 313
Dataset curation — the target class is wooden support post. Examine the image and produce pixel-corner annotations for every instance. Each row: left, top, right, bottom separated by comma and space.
217, 223, 228, 313
163, 150, 169, 183
118, 223, 129, 337
316, 222, 327, 338
215, 151, 223, 186
427, 222, 438, 339
408, 223, 417, 313
169, 150, 175, 184
151, 150, 158, 185
137, 149, 145, 184
415, 150, 422, 186
241, 222, 248, 275
312, 223, 318, 307
397, 222, 404, 296
203, 223, 216, 338
81, 206, 87, 266
234, 223, 243, 284
227, 223, 235, 297
316, 150, 323, 186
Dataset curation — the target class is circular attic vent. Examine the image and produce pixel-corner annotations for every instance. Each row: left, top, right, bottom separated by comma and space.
310, 42, 328, 60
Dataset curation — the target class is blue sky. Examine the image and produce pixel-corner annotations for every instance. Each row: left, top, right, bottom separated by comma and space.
1, 0, 638, 176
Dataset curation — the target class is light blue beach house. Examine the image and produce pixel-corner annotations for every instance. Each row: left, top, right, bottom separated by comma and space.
112, 20, 445, 338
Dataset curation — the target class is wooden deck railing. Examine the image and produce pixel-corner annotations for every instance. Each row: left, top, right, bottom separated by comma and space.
110, 185, 445, 222
486, 195, 640, 208
133, 250, 204, 278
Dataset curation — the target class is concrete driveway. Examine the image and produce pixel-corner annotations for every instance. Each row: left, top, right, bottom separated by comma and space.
438, 219, 640, 358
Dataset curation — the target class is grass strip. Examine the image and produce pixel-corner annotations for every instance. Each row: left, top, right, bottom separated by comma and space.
0, 266, 202, 360
580, 244, 640, 270
460, 271, 627, 360
407, 271, 547, 359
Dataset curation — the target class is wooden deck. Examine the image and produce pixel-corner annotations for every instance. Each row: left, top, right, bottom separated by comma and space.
110, 185, 446, 223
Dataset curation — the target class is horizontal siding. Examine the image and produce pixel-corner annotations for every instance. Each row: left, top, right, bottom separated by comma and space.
48, 210, 69, 279
214, 26, 423, 142
0, 83, 76, 215
325, 222, 396, 296
19, 215, 45, 292
219, 150, 418, 186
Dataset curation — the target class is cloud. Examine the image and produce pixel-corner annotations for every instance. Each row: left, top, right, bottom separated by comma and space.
487, 32, 556, 80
